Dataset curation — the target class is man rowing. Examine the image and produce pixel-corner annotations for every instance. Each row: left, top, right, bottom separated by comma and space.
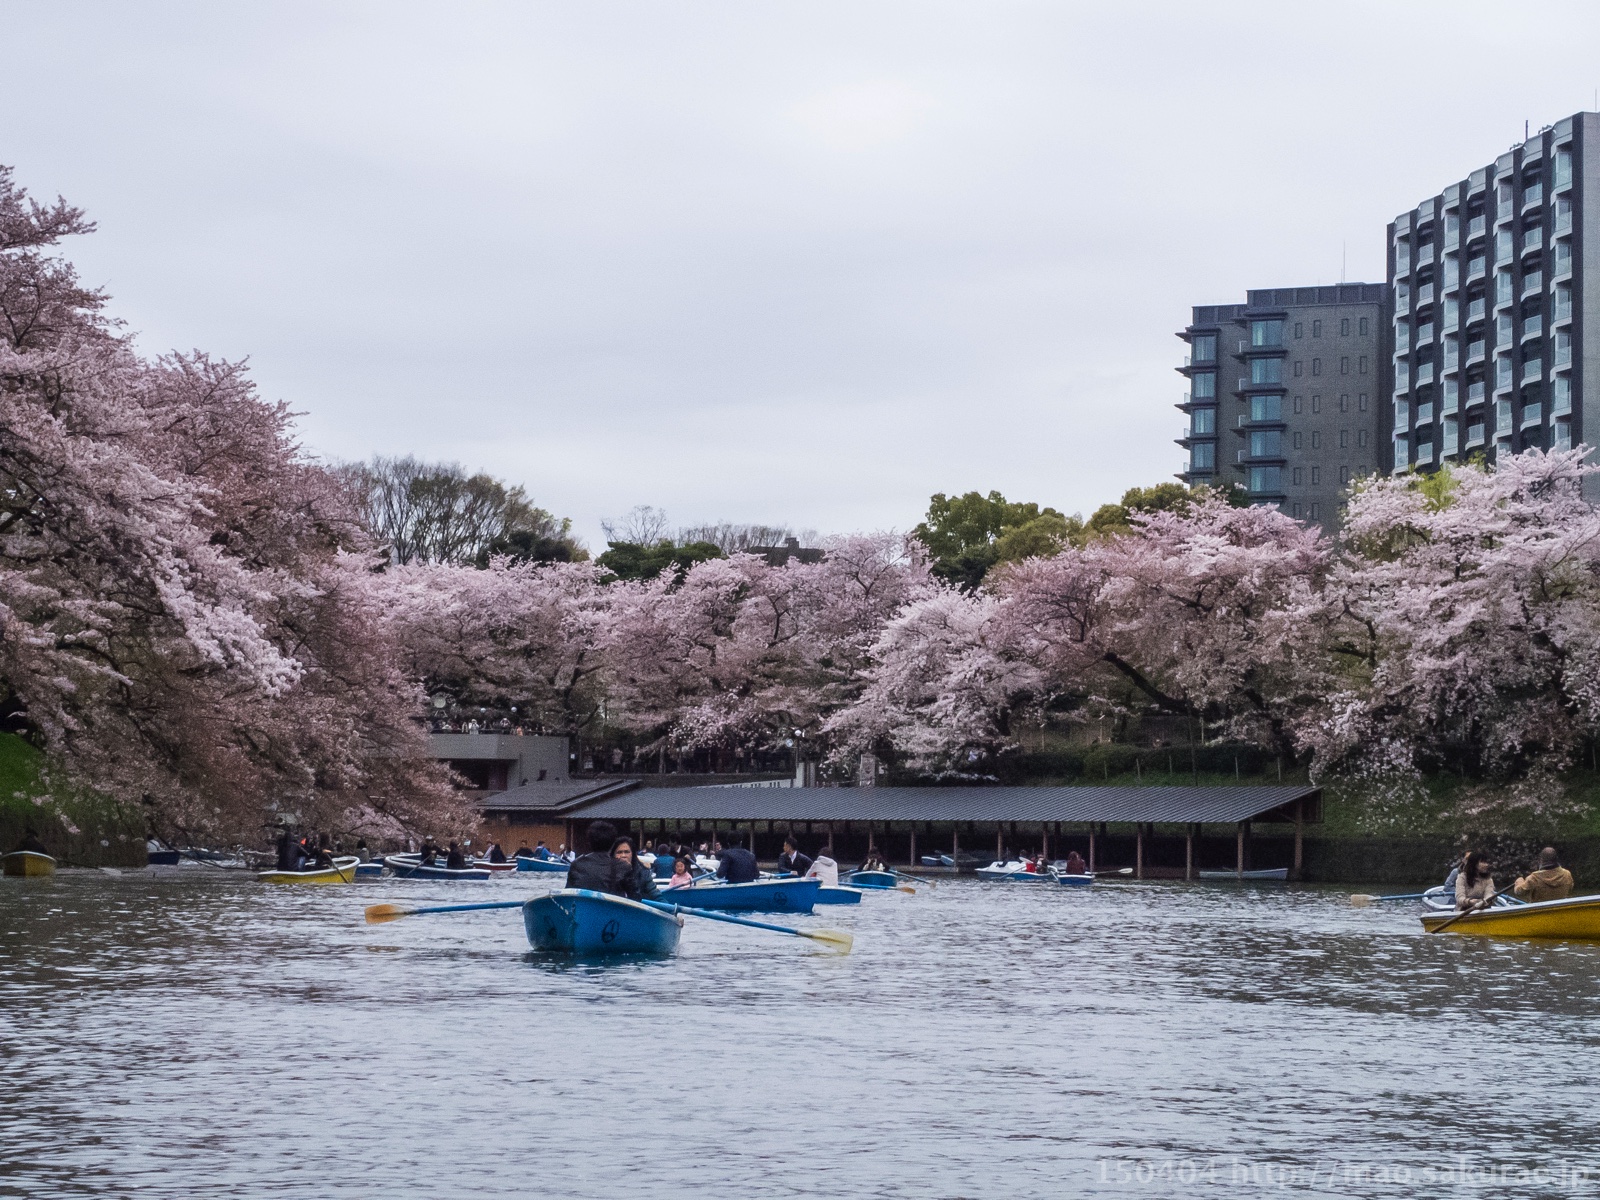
1515, 847, 1574, 902
777, 836, 813, 878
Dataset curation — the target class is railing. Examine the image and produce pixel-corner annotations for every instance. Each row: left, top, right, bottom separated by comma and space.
1416, 402, 1434, 425
1524, 315, 1543, 339
1418, 244, 1436, 266
1555, 245, 1573, 276
1522, 271, 1543, 296
1443, 434, 1460, 457
1417, 323, 1435, 345
1523, 228, 1543, 253
1466, 424, 1486, 447
1466, 381, 1486, 406
1554, 424, 1573, 451
1419, 283, 1435, 306
1522, 359, 1542, 385
1524, 183, 1544, 209
1467, 298, 1486, 323
1468, 214, 1487, 238
1467, 256, 1487, 280
1497, 200, 1514, 221
1417, 362, 1435, 385
1552, 387, 1573, 416
1417, 443, 1435, 465
1522, 402, 1543, 429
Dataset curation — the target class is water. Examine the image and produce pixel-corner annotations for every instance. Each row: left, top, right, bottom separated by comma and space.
3, 870, 1599, 1198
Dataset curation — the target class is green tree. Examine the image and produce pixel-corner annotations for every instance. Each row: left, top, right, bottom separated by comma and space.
1082, 481, 1247, 541
596, 539, 725, 582
914, 491, 1074, 589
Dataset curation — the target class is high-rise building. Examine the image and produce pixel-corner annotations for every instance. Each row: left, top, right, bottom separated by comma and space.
1388, 112, 1589, 486
1177, 284, 1387, 525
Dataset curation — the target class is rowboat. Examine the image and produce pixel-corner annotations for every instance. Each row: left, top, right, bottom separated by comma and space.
814, 885, 864, 905
354, 861, 385, 878
1197, 868, 1289, 881
974, 862, 1050, 882
523, 888, 682, 956
844, 870, 901, 889
2, 850, 56, 877
515, 857, 569, 874
385, 854, 492, 881
662, 877, 820, 913
919, 854, 955, 868
256, 856, 359, 885
1420, 893, 1600, 939
1055, 873, 1094, 887
471, 858, 518, 874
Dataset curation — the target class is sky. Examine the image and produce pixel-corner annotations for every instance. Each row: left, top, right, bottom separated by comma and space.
7, 1, 1600, 550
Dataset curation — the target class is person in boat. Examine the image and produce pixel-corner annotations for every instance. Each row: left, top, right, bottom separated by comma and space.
859, 850, 887, 874
14, 829, 48, 856
419, 838, 440, 867
778, 836, 813, 878
609, 837, 660, 900
514, 844, 535, 859
1515, 847, 1574, 903
486, 842, 507, 864
666, 856, 695, 889
1064, 850, 1087, 876
355, 838, 370, 863
717, 843, 760, 884
275, 829, 297, 871
311, 844, 334, 869
567, 821, 624, 892
805, 853, 840, 887
532, 841, 551, 860
1455, 851, 1496, 911
652, 841, 677, 880
445, 841, 467, 871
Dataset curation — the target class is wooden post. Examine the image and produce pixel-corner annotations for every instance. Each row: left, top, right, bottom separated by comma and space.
997, 826, 1003, 861
1236, 821, 1246, 878
1041, 823, 1049, 863
1088, 827, 1096, 873
1294, 798, 1304, 881
1185, 825, 1194, 881
827, 823, 835, 855
1136, 825, 1144, 880
909, 827, 917, 868
952, 826, 959, 866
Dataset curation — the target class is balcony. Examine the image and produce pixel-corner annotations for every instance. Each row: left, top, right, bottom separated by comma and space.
1418, 282, 1435, 307
1524, 314, 1543, 340
1465, 341, 1486, 367
1443, 432, 1460, 458
1556, 209, 1573, 234
1554, 244, 1574, 279
1395, 254, 1412, 277
1522, 271, 1543, 298
1466, 297, 1487, 325
1497, 200, 1514, 222
1467, 214, 1487, 240
1416, 323, 1435, 347
1552, 383, 1573, 416
1416, 401, 1435, 426
1523, 183, 1544, 210
1554, 422, 1573, 451
1417, 362, 1435, 386
1466, 380, 1487, 408
1466, 423, 1486, 448
1495, 358, 1514, 391
1466, 256, 1487, 283
1395, 287, 1411, 316
1442, 383, 1460, 414
1522, 227, 1543, 255
1496, 405, 1514, 435
1522, 402, 1544, 429
1417, 443, 1435, 465
1418, 243, 1436, 267
1393, 409, 1410, 434
1556, 339, 1573, 367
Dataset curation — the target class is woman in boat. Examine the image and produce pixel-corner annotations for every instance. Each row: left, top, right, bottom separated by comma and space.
486, 842, 507, 864
1455, 851, 1496, 911
1064, 851, 1087, 876
860, 851, 887, 873
610, 837, 660, 900
666, 856, 695, 889
445, 842, 467, 871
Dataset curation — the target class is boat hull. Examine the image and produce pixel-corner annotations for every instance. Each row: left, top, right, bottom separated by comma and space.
256, 856, 359, 885
385, 855, 493, 881
515, 857, 569, 873
354, 862, 385, 878
844, 871, 900, 889
473, 860, 518, 873
2, 850, 56, 877
1420, 894, 1600, 939
1055, 873, 1094, 887
814, 886, 864, 905
664, 878, 820, 913
1197, 868, 1289, 881
524, 889, 682, 956
975, 864, 1050, 882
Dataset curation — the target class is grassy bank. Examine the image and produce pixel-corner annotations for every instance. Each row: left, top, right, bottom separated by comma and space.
0, 733, 147, 867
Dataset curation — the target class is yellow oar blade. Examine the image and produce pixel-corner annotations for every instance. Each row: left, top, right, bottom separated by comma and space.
896, 885, 916, 894
1349, 894, 1377, 907
364, 903, 416, 924
801, 928, 853, 954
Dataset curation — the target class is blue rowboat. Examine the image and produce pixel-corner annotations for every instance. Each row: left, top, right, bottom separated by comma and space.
844, 871, 900, 889
662, 878, 820, 913
1055, 873, 1094, 888
523, 889, 682, 956
515, 857, 569, 874
385, 854, 492, 881
974, 862, 1050, 882
354, 861, 385, 878
814, 886, 864, 905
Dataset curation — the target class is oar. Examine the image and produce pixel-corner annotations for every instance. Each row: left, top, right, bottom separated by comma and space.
1092, 868, 1135, 877
892, 869, 936, 888
1427, 897, 1493, 935
365, 900, 524, 924
637, 897, 852, 953
1349, 891, 1431, 907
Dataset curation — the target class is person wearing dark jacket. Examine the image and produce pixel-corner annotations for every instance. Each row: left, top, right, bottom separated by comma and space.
609, 837, 660, 900
275, 830, 296, 872
717, 845, 760, 884
445, 842, 466, 870
777, 837, 813, 878
567, 821, 624, 893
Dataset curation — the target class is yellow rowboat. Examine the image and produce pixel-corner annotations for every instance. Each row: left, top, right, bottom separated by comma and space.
1420, 893, 1600, 939
256, 856, 359, 885
2, 850, 57, 877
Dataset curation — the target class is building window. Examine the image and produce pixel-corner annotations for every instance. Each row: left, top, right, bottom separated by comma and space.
1190, 408, 1215, 434
1251, 319, 1285, 347
1359, 356, 1368, 375
1192, 372, 1216, 398
1359, 317, 1369, 336
1311, 466, 1321, 485
1249, 466, 1281, 493
1313, 320, 1322, 338
1293, 468, 1304, 485
1312, 358, 1323, 376
1339, 394, 1349, 412
1310, 503, 1321, 520
1358, 393, 1368, 411
1312, 431, 1322, 449
1294, 395, 1304, 414
1293, 361, 1304, 378
1556, 147, 1573, 188
1190, 443, 1215, 470
1294, 322, 1303, 339
1340, 429, 1349, 448
1293, 431, 1303, 449
1340, 357, 1350, 375
1340, 318, 1350, 336
1312, 395, 1322, 414
1191, 334, 1217, 363
1292, 503, 1302, 517
1252, 359, 1283, 384
1251, 394, 1282, 421
1358, 429, 1368, 447
1250, 430, 1282, 456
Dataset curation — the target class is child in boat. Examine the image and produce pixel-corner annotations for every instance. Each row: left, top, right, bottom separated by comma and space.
666, 857, 695, 889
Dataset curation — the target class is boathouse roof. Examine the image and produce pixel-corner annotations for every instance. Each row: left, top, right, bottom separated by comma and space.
534, 784, 1321, 826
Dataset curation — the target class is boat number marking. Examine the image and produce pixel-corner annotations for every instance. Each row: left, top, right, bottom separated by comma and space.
601, 919, 620, 944
773, 892, 788, 906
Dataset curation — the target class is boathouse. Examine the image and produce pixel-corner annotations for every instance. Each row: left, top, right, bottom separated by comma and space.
478, 783, 1323, 880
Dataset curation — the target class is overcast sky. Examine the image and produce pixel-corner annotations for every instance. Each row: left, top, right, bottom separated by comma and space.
7, 1, 1600, 548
